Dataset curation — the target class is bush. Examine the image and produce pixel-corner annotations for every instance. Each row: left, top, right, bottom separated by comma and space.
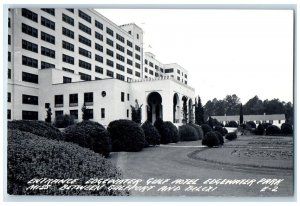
225, 132, 237, 141
8, 120, 63, 140
179, 125, 199, 141
63, 121, 111, 157
214, 131, 224, 145
141, 121, 161, 147
266, 125, 281, 136
225, 121, 238, 128
163, 121, 180, 143
202, 131, 220, 147
201, 124, 213, 136
54, 114, 75, 128
255, 124, 265, 135
107, 119, 145, 152
188, 123, 204, 140
262, 123, 272, 130
223, 127, 228, 135
7, 130, 127, 196
246, 121, 257, 129
281, 123, 293, 135
154, 118, 164, 132
214, 126, 226, 136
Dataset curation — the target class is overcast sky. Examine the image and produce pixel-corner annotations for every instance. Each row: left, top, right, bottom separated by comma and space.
97, 9, 294, 104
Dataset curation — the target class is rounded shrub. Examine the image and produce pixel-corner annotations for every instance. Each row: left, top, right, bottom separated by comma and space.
225, 132, 237, 141
201, 124, 213, 136
141, 121, 161, 147
7, 130, 127, 196
266, 125, 281, 136
107, 119, 145, 152
179, 125, 199, 141
223, 127, 228, 135
188, 123, 204, 140
202, 131, 220, 148
246, 121, 257, 129
214, 126, 225, 136
255, 124, 265, 135
63, 120, 111, 157
163, 121, 180, 143
54, 114, 74, 128
225, 121, 238, 128
214, 131, 224, 145
262, 123, 272, 130
281, 123, 293, 135
8, 120, 63, 140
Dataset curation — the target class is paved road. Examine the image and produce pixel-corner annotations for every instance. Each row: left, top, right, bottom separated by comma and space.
109, 140, 294, 197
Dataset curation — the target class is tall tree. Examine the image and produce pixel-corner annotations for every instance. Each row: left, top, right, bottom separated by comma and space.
182, 98, 188, 124
195, 96, 205, 125
81, 103, 90, 121
239, 104, 243, 125
224, 94, 241, 115
45, 105, 52, 123
244, 95, 264, 115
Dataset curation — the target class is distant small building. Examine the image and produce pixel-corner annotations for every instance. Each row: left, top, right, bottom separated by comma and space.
211, 114, 286, 127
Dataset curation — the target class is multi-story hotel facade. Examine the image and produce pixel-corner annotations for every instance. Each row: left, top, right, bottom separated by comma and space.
7, 8, 195, 126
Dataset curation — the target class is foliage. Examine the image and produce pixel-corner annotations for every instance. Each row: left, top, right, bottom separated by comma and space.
266, 125, 281, 136
179, 125, 199, 141
202, 131, 220, 148
163, 121, 180, 143
154, 119, 179, 144
281, 123, 293, 135
201, 124, 213, 136
8, 120, 63, 140
141, 121, 161, 147
154, 118, 164, 133
54, 114, 75, 128
63, 121, 111, 157
225, 132, 237, 141
45, 105, 52, 123
131, 100, 143, 125
195, 96, 205, 125
246, 121, 257, 129
182, 97, 188, 124
225, 121, 239, 128
223, 127, 228, 135
214, 126, 226, 136
262, 123, 272, 130
239, 104, 243, 125
7, 130, 127, 196
81, 103, 89, 121
188, 123, 204, 140
255, 123, 265, 135
214, 131, 224, 145
107, 119, 145, 152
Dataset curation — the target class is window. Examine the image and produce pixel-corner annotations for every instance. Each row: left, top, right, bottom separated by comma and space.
106, 49, 114, 57
69, 93, 78, 106
127, 40, 132, 47
22, 39, 38, 53
184, 80, 187, 85
127, 93, 130, 101
22, 94, 38, 105
62, 27, 74, 39
128, 31, 132, 35
66, 8, 74, 13
165, 68, 174, 73
79, 72, 91, 81
127, 77, 132, 82
160, 68, 164, 73
127, 49, 133, 57
55, 95, 64, 107
135, 62, 140, 69
84, 92, 93, 105
41, 16, 55, 30
62, 13, 74, 26
95, 54, 103, 63
145, 67, 148, 73
95, 43, 103, 52
41, 8, 55, 16
117, 54, 125, 62
22, 111, 38, 120
8, 18, 11, 28
95, 77, 101, 80
149, 70, 154, 75
145, 59, 148, 64
22, 23, 38, 38
79, 60, 91, 70
86, 109, 93, 119
106, 38, 114, 47
7, 110, 11, 120
79, 47, 91, 58
106, 27, 114, 36
177, 76, 180, 81
41, 31, 55, 44
135, 54, 140, 60
137, 34, 139, 39
8, 69, 11, 79
184, 74, 187, 78
8, 52, 11, 62
127, 59, 132, 66
63, 67, 74, 73
106, 59, 114, 68
22, 72, 38, 84
41, 61, 55, 69
116, 34, 124, 43
101, 108, 105, 119
116, 44, 124, 52
22, 56, 38, 68
155, 65, 159, 70
79, 35, 91, 46
95, 20, 103, 30
8, 35, 11, 45
62, 40, 74, 51
41, 46, 55, 58
95, 66, 103, 74
155, 72, 159, 77
106, 70, 114, 77
135, 71, 141, 77
79, 22, 91, 35
269, 120, 273, 124
63, 76, 72, 83
95, 31, 103, 41
22, 9, 38, 22
62, 54, 74, 64
78, 10, 91, 23
70, 110, 78, 119
149, 62, 153, 67
116, 74, 125, 81
7, 92, 11, 102
55, 111, 63, 118
177, 69, 180, 74
135, 45, 141, 52
121, 92, 125, 102
116, 64, 125, 71
127, 68, 133, 74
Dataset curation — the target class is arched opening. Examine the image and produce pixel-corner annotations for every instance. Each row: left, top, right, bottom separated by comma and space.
182, 96, 188, 124
147, 92, 163, 123
188, 98, 193, 123
173, 93, 179, 123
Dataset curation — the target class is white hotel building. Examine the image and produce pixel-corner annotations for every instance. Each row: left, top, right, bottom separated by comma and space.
7, 8, 195, 126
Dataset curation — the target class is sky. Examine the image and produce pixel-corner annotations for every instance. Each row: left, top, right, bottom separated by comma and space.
97, 9, 294, 105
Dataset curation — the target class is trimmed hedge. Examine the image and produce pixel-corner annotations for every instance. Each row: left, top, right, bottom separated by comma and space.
201, 124, 213, 136
63, 121, 111, 157
141, 121, 161, 147
54, 114, 74, 128
7, 129, 127, 196
179, 125, 199, 141
281, 123, 293, 135
202, 131, 220, 148
188, 123, 204, 140
214, 126, 226, 136
107, 119, 145, 152
163, 121, 180, 143
225, 121, 239, 128
8, 120, 63, 140
225, 132, 237, 141
246, 121, 257, 129
255, 124, 265, 135
266, 125, 281, 136
223, 127, 228, 135
262, 123, 272, 130
214, 131, 224, 145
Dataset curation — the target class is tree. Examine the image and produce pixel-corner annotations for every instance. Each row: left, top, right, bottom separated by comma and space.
284, 102, 293, 124
131, 100, 143, 125
81, 103, 89, 121
45, 105, 52, 123
243, 95, 264, 115
182, 97, 188, 124
224, 94, 241, 115
263, 99, 285, 114
195, 96, 205, 125
239, 104, 243, 125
